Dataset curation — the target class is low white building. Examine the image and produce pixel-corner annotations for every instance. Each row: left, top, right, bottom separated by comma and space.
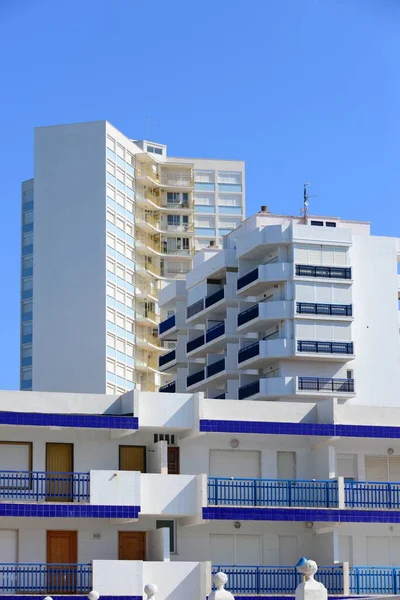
158, 208, 400, 404
1, 389, 400, 598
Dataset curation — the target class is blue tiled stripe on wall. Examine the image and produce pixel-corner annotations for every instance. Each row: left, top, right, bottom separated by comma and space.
0, 503, 140, 518
0, 411, 138, 430
200, 419, 400, 439
203, 506, 400, 523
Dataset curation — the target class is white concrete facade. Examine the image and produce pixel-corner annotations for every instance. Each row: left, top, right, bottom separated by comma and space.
159, 209, 400, 406
20, 121, 245, 395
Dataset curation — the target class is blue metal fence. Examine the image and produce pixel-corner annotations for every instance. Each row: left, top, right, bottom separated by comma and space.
211, 566, 343, 595
237, 267, 259, 290
350, 566, 400, 595
0, 471, 89, 502
208, 477, 338, 508
159, 349, 176, 368
159, 314, 175, 335
0, 563, 92, 594
159, 381, 176, 393
345, 481, 400, 509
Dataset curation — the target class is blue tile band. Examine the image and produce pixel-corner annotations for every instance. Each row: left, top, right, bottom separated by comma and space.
203, 506, 400, 523
0, 503, 140, 518
0, 411, 138, 430
200, 419, 400, 439
0, 597, 143, 600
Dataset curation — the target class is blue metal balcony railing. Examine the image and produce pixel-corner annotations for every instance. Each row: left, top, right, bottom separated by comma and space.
237, 267, 259, 290
187, 289, 225, 320
214, 393, 226, 399
159, 381, 176, 393
345, 481, 400, 509
238, 341, 260, 363
297, 340, 354, 354
0, 471, 89, 502
208, 477, 338, 508
159, 349, 176, 368
0, 563, 92, 594
211, 565, 343, 595
239, 380, 260, 400
207, 358, 225, 378
187, 334, 205, 354
205, 288, 224, 308
187, 298, 204, 319
295, 264, 352, 279
350, 566, 400, 595
296, 302, 353, 316
206, 322, 225, 343
237, 304, 259, 326
298, 377, 355, 393
159, 314, 175, 335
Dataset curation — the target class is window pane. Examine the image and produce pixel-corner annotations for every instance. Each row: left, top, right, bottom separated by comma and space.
107, 333, 115, 348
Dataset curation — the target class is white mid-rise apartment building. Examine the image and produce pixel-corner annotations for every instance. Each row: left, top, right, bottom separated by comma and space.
1, 388, 400, 599
158, 207, 400, 404
20, 121, 245, 395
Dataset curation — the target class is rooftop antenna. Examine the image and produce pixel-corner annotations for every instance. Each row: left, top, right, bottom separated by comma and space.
301, 182, 317, 223
146, 116, 150, 141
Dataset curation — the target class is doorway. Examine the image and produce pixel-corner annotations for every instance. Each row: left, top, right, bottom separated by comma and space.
47, 530, 77, 592
118, 531, 146, 560
46, 443, 73, 501
119, 446, 146, 472
168, 447, 180, 474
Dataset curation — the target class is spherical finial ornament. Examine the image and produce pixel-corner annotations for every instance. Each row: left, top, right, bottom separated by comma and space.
213, 572, 228, 590
44, 596, 53, 600
88, 591, 100, 600
144, 583, 158, 599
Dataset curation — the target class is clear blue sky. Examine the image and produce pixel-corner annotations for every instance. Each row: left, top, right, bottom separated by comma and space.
1, 0, 399, 390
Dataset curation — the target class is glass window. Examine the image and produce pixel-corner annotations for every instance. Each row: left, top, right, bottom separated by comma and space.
218, 194, 241, 207
195, 192, 215, 206
117, 168, 124, 182
107, 210, 115, 224
107, 233, 115, 249
126, 199, 133, 213
107, 185, 115, 200
116, 288, 124, 303
22, 323, 32, 336
183, 216, 189, 225
126, 175, 134, 189
107, 333, 115, 348
126, 294, 134, 309
126, 317, 134, 333
126, 151, 133, 166
107, 160, 115, 174
106, 384, 116, 394
126, 367, 134, 381
22, 301, 32, 313
167, 192, 180, 203
126, 342, 134, 357
116, 313, 125, 328
23, 211, 33, 225
107, 258, 115, 273
23, 190, 34, 204
117, 144, 124, 158
126, 270, 134, 284
168, 215, 180, 226
23, 233, 33, 247
116, 240, 124, 255
147, 145, 163, 155
126, 246, 134, 261
117, 192, 125, 206
116, 265, 124, 279
126, 223, 133, 237
22, 278, 33, 291
194, 170, 215, 183
23, 257, 33, 270
21, 368, 32, 380
116, 338, 125, 352
117, 363, 125, 377
106, 283, 115, 298
21, 346, 32, 359
106, 359, 115, 373
218, 171, 242, 184
107, 308, 115, 323
116, 217, 125, 231
107, 136, 115, 150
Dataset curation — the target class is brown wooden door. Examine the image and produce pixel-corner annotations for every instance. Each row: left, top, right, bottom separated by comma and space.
119, 446, 146, 472
46, 443, 73, 501
168, 447, 180, 474
118, 532, 146, 560
47, 530, 77, 593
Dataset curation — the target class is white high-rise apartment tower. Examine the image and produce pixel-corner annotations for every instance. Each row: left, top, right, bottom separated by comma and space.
20, 121, 245, 394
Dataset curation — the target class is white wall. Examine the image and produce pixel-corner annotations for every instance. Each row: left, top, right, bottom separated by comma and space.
141, 474, 198, 516
90, 470, 140, 506
33, 122, 107, 393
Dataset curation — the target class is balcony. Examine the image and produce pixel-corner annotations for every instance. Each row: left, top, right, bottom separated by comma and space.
296, 302, 353, 317
0, 471, 89, 502
237, 263, 292, 295
159, 314, 176, 336
297, 340, 354, 359
158, 349, 176, 370
238, 339, 292, 368
238, 376, 356, 400
187, 358, 226, 389
237, 301, 292, 332
186, 288, 225, 322
187, 322, 226, 356
295, 264, 352, 280
0, 563, 91, 594
159, 381, 176, 393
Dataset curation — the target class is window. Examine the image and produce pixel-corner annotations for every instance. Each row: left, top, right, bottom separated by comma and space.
126, 367, 134, 382
21, 368, 32, 381
107, 333, 115, 348
311, 220, 324, 227
107, 283, 115, 298
23, 233, 33, 247
23, 190, 34, 204
147, 145, 163, 155
107, 233, 115, 249
195, 170, 215, 183
126, 175, 133, 190
126, 294, 134, 309
218, 194, 241, 207
106, 359, 115, 373
347, 370, 353, 379
182, 193, 189, 202
126, 317, 134, 333
22, 278, 33, 291
107, 258, 115, 273
116, 338, 125, 353
126, 270, 134, 284
326, 221, 337, 228
117, 144, 124, 158
167, 215, 180, 226
116, 289, 124, 303
126, 151, 133, 166
107, 308, 115, 323
126, 199, 133, 213
107, 160, 115, 174
107, 185, 115, 200
183, 215, 189, 225
106, 384, 115, 395
116, 240, 125, 255
116, 265, 125, 279
156, 520, 176, 553
116, 314, 125, 328
107, 136, 115, 150
107, 210, 115, 224
218, 171, 241, 185
182, 238, 189, 250
116, 217, 125, 231
117, 192, 125, 206
126, 246, 134, 261
126, 223, 133, 237
21, 346, 32, 359
23, 211, 33, 225
117, 168, 124, 183
167, 192, 180, 203
22, 301, 32, 314
23, 257, 33, 270
117, 363, 125, 377
22, 323, 32, 336
194, 192, 215, 206
126, 342, 134, 357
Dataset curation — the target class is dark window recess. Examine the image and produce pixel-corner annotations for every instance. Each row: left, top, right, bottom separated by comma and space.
326, 222, 337, 228
156, 520, 175, 553
310, 220, 324, 226
153, 434, 176, 445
